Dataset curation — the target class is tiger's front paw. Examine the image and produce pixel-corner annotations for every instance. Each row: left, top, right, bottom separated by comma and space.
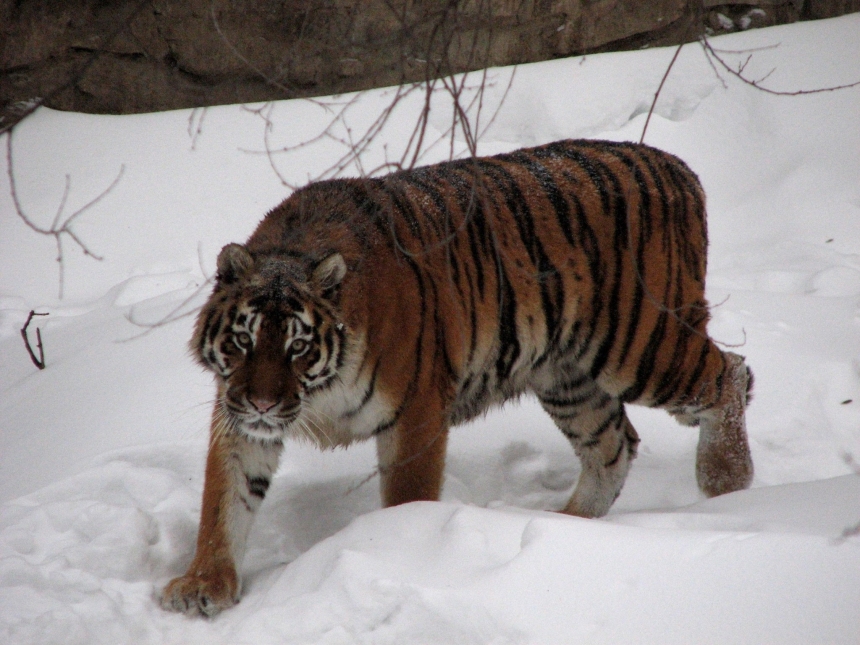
160, 568, 239, 617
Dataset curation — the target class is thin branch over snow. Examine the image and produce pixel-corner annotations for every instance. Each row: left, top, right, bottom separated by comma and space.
221, 0, 516, 187
639, 43, 684, 145
5, 131, 125, 299
122, 243, 215, 340
634, 32, 860, 349
187, 108, 208, 151
699, 36, 860, 96
122, 279, 215, 341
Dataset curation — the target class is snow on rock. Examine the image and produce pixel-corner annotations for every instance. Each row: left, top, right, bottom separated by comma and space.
1, 13, 860, 645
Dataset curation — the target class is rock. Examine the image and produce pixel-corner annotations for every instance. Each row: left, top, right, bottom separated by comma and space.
1, 0, 857, 121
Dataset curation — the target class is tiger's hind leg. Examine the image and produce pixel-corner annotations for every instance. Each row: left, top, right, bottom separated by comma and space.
537, 372, 640, 518
667, 350, 754, 498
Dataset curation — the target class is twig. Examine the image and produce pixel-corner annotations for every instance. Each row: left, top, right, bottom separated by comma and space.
233, 0, 512, 186
5, 130, 125, 298
640, 43, 684, 144
209, 2, 293, 97
121, 242, 217, 340
625, 40, 755, 351
187, 107, 208, 150
20, 311, 48, 369
122, 276, 215, 340
700, 36, 860, 96
839, 522, 860, 540
632, 29, 860, 350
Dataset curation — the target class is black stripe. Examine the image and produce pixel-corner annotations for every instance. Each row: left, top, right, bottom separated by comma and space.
561, 428, 582, 440
547, 141, 612, 215
620, 307, 669, 403
482, 160, 562, 362
509, 151, 569, 354
664, 160, 706, 282
464, 268, 479, 369
539, 388, 598, 409
348, 182, 390, 239
247, 295, 268, 310
543, 146, 609, 362
579, 154, 626, 379
333, 320, 346, 372
372, 418, 397, 436
676, 341, 718, 406
599, 146, 653, 371
398, 170, 450, 240
246, 475, 270, 499
617, 148, 686, 402
651, 320, 695, 406
495, 256, 520, 382
554, 370, 591, 391
531, 148, 577, 247
564, 191, 604, 359
465, 208, 486, 298
604, 439, 626, 468
202, 310, 222, 355
582, 407, 622, 448
428, 269, 458, 383
449, 165, 490, 299
385, 177, 427, 248
397, 253, 427, 409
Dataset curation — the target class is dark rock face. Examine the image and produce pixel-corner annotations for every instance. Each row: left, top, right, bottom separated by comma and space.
1, 0, 857, 123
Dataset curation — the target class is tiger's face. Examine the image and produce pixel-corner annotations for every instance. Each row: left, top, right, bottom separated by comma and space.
194, 244, 347, 441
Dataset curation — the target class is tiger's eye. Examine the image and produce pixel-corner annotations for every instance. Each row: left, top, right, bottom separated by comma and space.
235, 332, 253, 349
290, 338, 307, 355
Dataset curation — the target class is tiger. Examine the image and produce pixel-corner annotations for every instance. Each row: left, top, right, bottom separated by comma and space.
161, 139, 754, 616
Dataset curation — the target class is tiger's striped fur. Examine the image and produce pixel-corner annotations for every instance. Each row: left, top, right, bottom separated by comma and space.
161, 139, 754, 616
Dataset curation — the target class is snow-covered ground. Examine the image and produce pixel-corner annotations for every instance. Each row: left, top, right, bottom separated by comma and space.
2, 14, 860, 644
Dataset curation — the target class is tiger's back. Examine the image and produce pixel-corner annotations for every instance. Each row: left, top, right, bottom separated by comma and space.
162, 139, 754, 617
249, 140, 715, 424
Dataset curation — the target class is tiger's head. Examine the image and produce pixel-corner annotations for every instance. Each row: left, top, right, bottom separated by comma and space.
193, 243, 348, 442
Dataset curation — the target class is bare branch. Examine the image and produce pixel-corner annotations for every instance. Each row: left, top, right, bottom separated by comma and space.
209, 3, 295, 98
5, 130, 125, 298
625, 39, 753, 350
20, 310, 48, 370
640, 44, 683, 145
228, 0, 515, 189
121, 242, 216, 340
631, 25, 860, 350
700, 36, 860, 96
708, 43, 781, 55
188, 108, 208, 150
122, 277, 215, 341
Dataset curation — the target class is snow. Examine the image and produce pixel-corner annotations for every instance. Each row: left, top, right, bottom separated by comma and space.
2, 13, 860, 644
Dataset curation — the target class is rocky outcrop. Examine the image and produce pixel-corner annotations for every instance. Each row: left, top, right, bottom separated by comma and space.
1, 0, 857, 124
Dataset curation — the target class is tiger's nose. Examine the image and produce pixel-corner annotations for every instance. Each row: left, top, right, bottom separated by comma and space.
248, 395, 277, 413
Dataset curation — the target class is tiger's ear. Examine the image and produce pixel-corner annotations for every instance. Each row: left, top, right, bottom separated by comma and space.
311, 253, 347, 297
216, 243, 253, 285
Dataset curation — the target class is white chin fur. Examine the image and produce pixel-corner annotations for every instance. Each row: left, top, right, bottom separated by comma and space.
239, 421, 285, 442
